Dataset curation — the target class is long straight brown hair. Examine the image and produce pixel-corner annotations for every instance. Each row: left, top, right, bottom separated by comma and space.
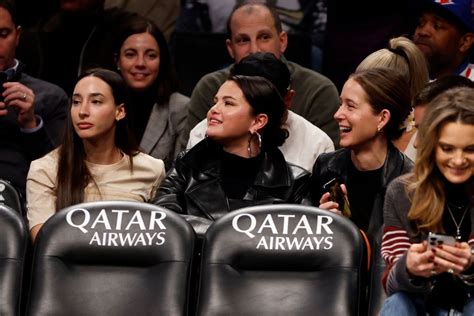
407, 87, 474, 232
55, 68, 139, 211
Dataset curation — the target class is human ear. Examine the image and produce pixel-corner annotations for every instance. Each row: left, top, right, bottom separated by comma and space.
377, 109, 391, 131
115, 103, 126, 121
226, 38, 235, 59
279, 31, 288, 53
460, 33, 474, 54
284, 89, 295, 109
251, 113, 268, 132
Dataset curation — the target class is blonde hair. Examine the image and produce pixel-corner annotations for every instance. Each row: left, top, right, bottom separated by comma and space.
357, 36, 429, 98
407, 87, 474, 232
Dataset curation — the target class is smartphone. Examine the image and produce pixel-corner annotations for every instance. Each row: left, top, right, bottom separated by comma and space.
322, 178, 351, 218
0, 72, 7, 102
427, 232, 456, 250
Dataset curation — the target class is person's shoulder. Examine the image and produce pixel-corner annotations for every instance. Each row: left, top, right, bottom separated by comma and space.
177, 138, 218, 168
130, 152, 166, 178
387, 173, 412, 195
167, 92, 190, 114
133, 152, 164, 168
19, 73, 68, 97
196, 66, 232, 87
388, 145, 414, 172
286, 61, 334, 83
287, 111, 333, 144
287, 161, 310, 180
169, 92, 190, 105
30, 149, 59, 172
189, 119, 207, 138
317, 148, 347, 163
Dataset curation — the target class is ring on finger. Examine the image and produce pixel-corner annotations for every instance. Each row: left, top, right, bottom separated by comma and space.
22, 93, 26, 101
448, 268, 454, 274
431, 270, 437, 276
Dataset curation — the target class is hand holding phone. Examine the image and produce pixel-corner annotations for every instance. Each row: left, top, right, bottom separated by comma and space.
322, 178, 351, 218
427, 232, 456, 250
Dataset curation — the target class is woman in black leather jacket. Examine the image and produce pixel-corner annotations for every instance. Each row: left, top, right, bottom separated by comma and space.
308, 68, 413, 241
153, 75, 310, 235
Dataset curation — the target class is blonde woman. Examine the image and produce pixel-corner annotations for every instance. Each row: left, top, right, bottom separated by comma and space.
380, 87, 474, 315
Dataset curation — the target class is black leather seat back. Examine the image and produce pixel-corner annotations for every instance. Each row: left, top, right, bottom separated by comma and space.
0, 205, 28, 316
26, 201, 195, 316
0, 179, 24, 215
197, 204, 365, 316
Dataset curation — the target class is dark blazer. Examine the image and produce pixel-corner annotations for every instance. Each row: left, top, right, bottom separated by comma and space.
0, 64, 68, 198
308, 144, 413, 240
153, 139, 310, 235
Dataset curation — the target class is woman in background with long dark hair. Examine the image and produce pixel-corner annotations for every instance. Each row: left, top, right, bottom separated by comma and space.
114, 15, 189, 169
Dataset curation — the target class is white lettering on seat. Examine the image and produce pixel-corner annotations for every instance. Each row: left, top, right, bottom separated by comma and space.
232, 213, 335, 250
65, 208, 168, 247
66, 208, 167, 233
232, 213, 334, 238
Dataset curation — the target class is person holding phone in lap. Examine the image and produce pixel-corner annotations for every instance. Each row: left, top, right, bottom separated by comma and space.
308, 68, 413, 241
380, 87, 474, 315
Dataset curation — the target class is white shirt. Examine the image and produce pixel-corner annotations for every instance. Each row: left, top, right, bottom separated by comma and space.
187, 110, 335, 173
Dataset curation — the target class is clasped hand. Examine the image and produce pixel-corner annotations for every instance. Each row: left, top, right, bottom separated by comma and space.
0, 81, 36, 129
406, 241, 472, 278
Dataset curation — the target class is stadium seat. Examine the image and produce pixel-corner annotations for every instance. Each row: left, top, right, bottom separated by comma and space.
0, 205, 29, 316
196, 204, 366, 316
0, 179, 24, 216
25, 201, 195, 316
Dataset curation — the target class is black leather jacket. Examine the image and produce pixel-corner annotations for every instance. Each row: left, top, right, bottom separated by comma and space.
153, 139, 310, 235
308, 145, 413, 240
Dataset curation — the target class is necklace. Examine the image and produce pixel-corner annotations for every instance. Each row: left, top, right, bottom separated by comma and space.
446, 204, 468, 241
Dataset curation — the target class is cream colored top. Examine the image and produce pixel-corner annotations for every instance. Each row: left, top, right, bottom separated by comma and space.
26, 149, 165, 229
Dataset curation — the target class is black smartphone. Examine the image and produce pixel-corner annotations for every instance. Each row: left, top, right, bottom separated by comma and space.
322, 178, 351, 217
0, 72, 7, 102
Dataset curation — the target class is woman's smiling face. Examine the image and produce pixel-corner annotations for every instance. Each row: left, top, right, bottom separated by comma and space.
435, 121, 474, 184
334, 78, 385, 149
118, 32, 160, 92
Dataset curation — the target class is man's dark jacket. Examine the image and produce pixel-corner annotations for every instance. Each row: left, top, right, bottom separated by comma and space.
0, 65, 68, 198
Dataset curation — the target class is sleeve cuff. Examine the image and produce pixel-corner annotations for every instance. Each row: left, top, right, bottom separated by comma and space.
20, 115, 43, 133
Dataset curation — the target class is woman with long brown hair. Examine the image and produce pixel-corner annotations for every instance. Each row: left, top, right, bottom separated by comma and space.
380, 87, 474, 315
27, 68, 165, 241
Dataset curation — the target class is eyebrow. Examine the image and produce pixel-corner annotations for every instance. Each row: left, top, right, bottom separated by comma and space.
438, 141, 474, 147
221, 96, 238, 102
72, 92, 105, 98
